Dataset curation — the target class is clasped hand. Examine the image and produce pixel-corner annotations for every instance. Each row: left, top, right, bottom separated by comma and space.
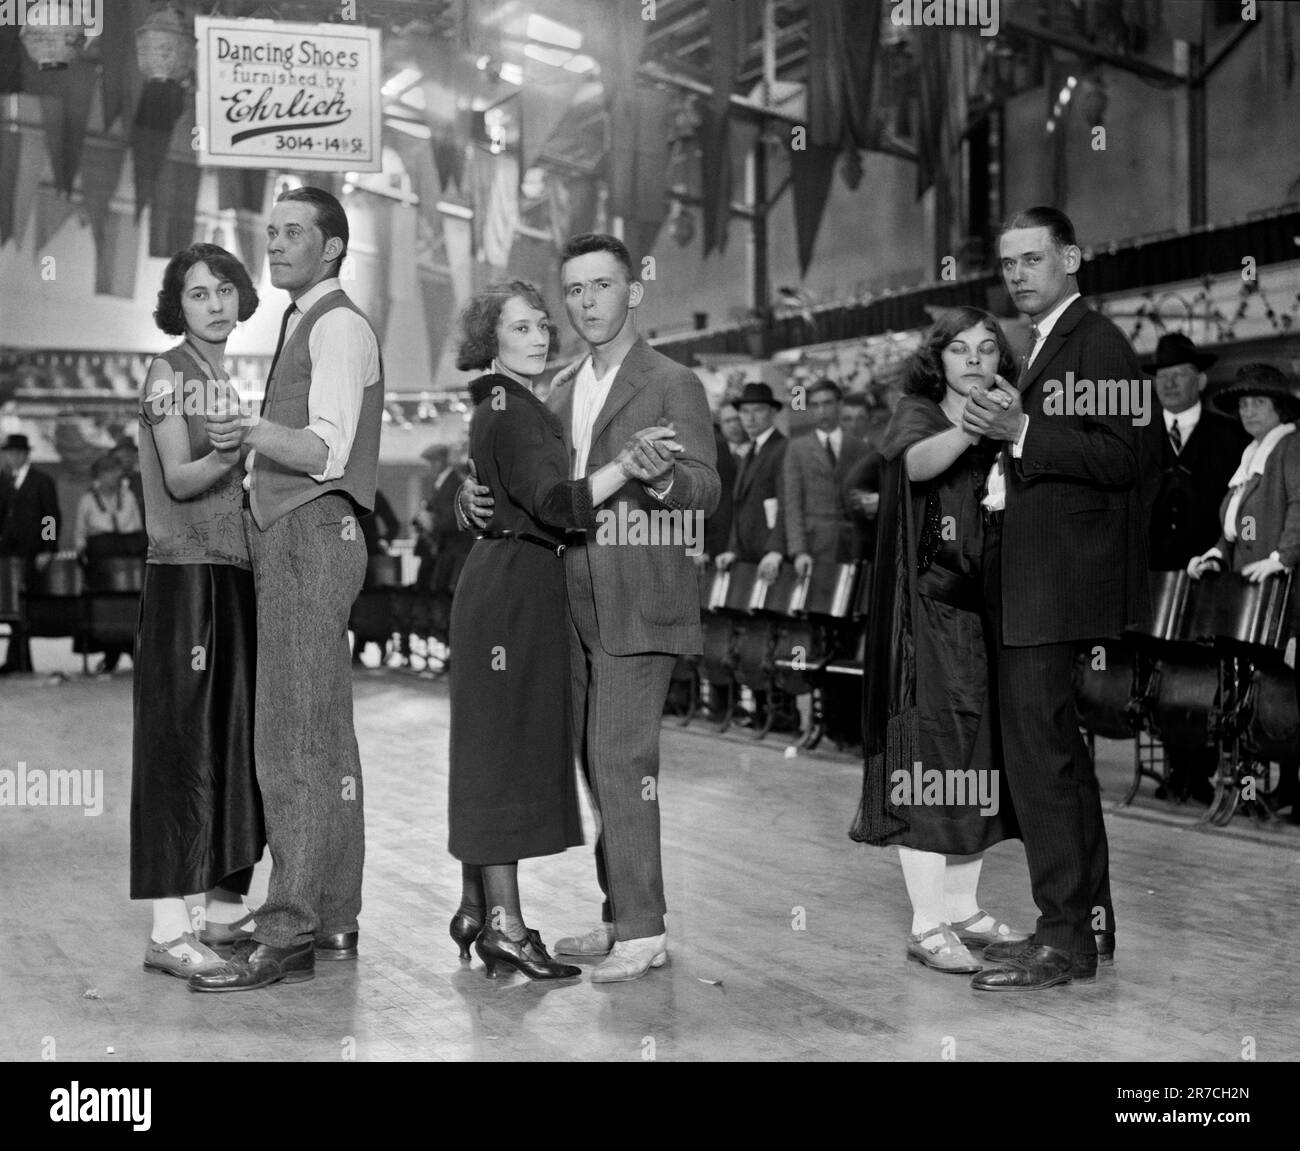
615, 425, 682, 484
961, 376, 1023, 442
457, 425, 683, 531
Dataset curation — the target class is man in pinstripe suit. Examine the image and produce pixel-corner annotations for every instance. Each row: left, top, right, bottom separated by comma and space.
961, 207, 1152, 992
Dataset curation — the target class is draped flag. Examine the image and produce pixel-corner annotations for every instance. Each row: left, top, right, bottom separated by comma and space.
382, 203, 434, 393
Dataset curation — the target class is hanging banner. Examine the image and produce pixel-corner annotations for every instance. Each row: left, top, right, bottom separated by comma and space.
194, 16, 381, 173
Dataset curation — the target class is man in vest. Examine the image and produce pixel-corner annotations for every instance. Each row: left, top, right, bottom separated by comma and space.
192, 187, 383, 993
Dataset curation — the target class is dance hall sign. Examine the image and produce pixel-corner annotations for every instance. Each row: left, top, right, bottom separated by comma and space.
194, 16, 382, 173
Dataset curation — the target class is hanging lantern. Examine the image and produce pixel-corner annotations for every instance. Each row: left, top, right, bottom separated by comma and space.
670, 206, 695, 248
136, 5, 196, 84
20, 22, 86, 70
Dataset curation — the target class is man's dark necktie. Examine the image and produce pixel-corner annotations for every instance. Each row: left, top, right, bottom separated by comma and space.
260, 303, 297, 415
1168, 419, 1183, 455
735, 447, 752, 495
824, 435, 837, 470
1021, 322, 1042, 374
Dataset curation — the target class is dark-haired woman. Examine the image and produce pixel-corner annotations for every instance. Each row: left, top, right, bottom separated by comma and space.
1188, 363, 1300, 816
447, 280, 677, 980
131, 243, 265, 979
852, 307, 1026, 972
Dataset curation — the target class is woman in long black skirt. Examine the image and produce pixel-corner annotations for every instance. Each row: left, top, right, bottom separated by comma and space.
852, 308, 1027, 973
446, 281, 677, 979
131, 243, 264, 979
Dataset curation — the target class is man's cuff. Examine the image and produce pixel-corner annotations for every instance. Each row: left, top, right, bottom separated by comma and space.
306, 425, 340, 483
646, 475, 674, 501
1010, 414, 1030, 458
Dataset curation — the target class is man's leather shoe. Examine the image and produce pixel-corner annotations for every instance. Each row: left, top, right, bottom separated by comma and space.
1096, 930, 1115, 966
984, 931, 1114, 966
591, 934, 667, 983
187, 938, 315, 992
980, 936, 1039, 964
315, 931, 358, 961
970, 944, 1075, 991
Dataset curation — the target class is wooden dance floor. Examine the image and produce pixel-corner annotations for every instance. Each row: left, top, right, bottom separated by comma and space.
2, 646, 1298, 1064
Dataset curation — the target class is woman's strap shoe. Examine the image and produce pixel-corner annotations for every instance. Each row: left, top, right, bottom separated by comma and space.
950, 911, 1030, 949
906, 926, 983, 973
450, 906, 485, 960
143, 933, 226, 979
474, 926, 580, 980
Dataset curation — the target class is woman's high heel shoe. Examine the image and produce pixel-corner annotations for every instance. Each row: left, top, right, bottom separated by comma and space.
473, 926, 581, 980
449, 906, 485, 961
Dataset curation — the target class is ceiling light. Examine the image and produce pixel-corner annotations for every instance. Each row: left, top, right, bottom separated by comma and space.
526, 14, 582, 50
524, 43, 572, 68
382, 67, 422, 97
563, 54, 597, 73
387, 119, 432, 139
498, 61, 523, 86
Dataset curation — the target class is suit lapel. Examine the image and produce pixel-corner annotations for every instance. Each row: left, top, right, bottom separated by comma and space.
737, 433, 774, 501
590, 341, 648, 449
547, 362, 579, 451
1016, 297, 1089, 396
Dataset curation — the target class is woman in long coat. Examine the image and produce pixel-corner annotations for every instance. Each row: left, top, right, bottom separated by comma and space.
852, 307, 1025, 973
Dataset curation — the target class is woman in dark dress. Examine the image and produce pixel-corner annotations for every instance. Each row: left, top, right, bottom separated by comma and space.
446, 281, 677, 980
132, 243, 264, 978
852, 307, 1027, 973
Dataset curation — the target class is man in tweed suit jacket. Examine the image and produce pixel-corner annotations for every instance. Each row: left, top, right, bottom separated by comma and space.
768, 379, 869, 577
963, 207, 1153, 992
461, 235, 720, 982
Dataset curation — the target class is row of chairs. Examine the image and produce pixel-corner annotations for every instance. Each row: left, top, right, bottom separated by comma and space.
1075, 569, 1299, 825
348, 554, 451, 669
675, 560, 872, 747
0, 555, 142, 674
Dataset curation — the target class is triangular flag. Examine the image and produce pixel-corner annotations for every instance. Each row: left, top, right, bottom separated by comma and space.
520, 54, 586, 171
149, 156, 200, 258
30, 56, 98, 195
382, 202, 433, 393
790, 143, 839, 278
130, 78, 186, 221
34, 186, 75, 249
419, 268, 456, 381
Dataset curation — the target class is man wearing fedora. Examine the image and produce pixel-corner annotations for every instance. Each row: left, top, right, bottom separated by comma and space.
1146, 333, 1249, 802
716, 381, 799, 732
1147, 333, 1249, 574
0, 433, 61, 675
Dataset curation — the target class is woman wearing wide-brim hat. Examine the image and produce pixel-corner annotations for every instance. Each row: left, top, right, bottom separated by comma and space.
1187, 361, 1300, 585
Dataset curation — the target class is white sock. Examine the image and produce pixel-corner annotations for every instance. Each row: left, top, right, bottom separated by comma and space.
151, 897, 192, 944
943, 853, 985, 924
898, 847, 948, 938
203, 889, 252, 925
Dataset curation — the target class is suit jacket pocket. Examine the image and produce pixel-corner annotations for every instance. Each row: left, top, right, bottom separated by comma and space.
1061, 491, 1112, 515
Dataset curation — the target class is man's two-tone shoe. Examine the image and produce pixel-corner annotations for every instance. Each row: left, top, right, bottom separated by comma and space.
188, 938, 315, 992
